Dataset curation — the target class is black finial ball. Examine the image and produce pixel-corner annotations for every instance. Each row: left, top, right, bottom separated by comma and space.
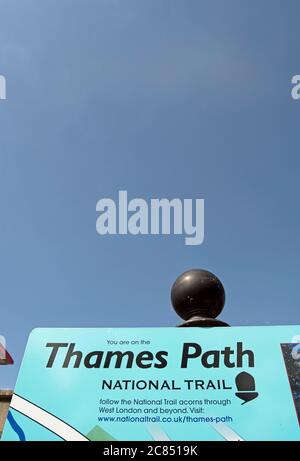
171, 269, 225, 321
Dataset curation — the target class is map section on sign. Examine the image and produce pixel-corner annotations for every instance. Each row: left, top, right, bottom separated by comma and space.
281, 343, 300, 425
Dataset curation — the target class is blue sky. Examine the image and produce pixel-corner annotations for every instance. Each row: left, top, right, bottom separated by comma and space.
0, 0, 300, 388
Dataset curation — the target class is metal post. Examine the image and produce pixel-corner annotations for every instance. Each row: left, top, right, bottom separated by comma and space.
171, 269, 229, 327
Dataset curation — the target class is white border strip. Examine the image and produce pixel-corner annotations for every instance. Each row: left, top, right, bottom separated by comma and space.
210, 422, 244, 441
10, 394, 89, 441
145, 423, 170, 441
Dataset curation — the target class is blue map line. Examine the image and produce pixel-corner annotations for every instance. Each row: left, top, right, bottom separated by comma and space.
7, 411, 26, 441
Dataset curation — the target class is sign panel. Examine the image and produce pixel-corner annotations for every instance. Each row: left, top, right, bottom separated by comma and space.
2, 326, 300, 441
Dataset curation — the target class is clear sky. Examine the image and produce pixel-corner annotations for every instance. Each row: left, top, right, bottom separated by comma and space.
0, 0, 299, 388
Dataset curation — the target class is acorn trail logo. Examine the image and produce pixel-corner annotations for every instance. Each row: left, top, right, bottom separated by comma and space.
235, 371, 259, 404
